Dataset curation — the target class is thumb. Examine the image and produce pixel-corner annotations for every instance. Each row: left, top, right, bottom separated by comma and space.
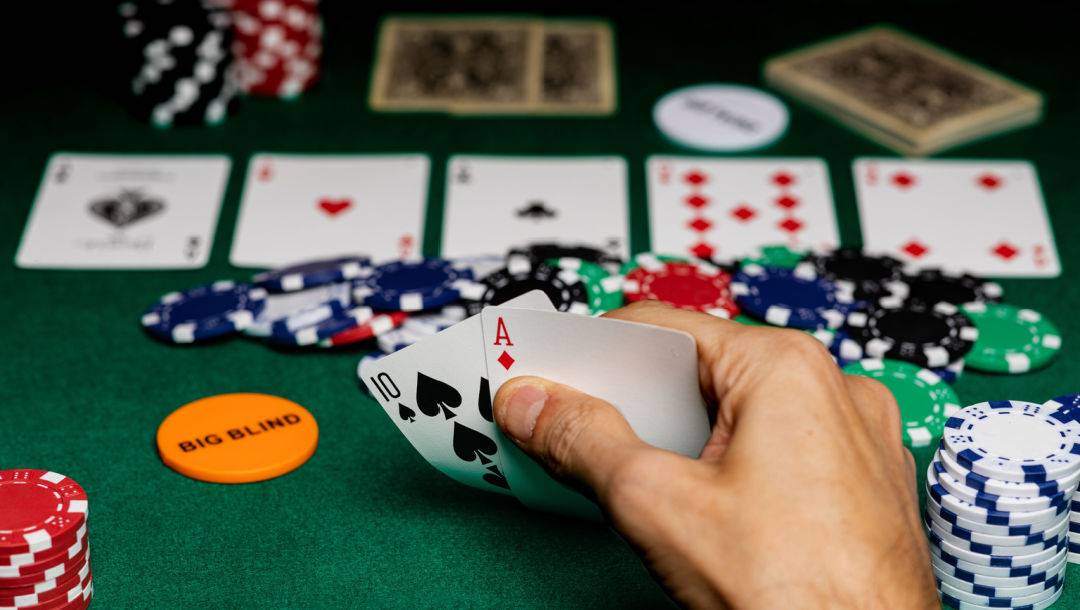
493, 376, 651, 497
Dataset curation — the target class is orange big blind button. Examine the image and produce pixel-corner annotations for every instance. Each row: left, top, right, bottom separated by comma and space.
156, 393, 319, 483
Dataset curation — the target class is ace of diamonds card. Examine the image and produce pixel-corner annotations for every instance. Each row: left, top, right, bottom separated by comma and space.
646, 157, 839, 261
853, 158, 1060, 277
230, 154, 430, 267
16, 153, 230, 269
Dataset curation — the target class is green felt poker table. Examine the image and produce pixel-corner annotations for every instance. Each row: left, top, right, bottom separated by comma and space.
2, 3, 1079, 608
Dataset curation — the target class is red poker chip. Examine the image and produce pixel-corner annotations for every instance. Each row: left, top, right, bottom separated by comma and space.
0, 471, 88, 556
318, 311, 408, 347
0, 556, 90, 607
0, 543, 88, 588
0, 522, 86, 570
623, 261, 739, 318
13, 571, 92, 610
230, 0, 322, 97
0, 533, 86, 580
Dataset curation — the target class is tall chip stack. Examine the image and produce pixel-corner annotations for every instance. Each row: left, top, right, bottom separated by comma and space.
231, 0, 322, 99
925, 402, 1077, 609
118, 0, 241, 127
0, 470, 94, 609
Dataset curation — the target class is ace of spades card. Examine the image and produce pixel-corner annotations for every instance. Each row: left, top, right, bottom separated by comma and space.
230, 154, 430, 268
359, 291, 555, 495
853, 158, 1060, 277
16, 153, 230, 269
440, 156, 629, 259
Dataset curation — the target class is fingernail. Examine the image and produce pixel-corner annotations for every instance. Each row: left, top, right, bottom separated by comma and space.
502, 383, 547, 441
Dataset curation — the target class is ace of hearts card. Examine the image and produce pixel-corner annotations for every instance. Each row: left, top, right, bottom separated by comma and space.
230, 154, 430, 268
853, 158, 1059, 277
16, 153, 230, 269
646, 156, 839, 261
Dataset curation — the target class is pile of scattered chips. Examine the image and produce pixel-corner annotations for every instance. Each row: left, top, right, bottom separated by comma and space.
231, 0, 323, 98
1, 470, 93, 609
138, 243, 1061, 382
118, 0, 241, 127
924, 399, 1080, 607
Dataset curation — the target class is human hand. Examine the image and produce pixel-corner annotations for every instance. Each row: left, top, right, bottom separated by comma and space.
492, 301, 937, 609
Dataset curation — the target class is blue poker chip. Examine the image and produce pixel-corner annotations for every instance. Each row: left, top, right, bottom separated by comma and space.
730, 263, 858, 329
252, 255, 372, 293
353, 258, 474, 312
141, 281, 267, 344
266, 305, 379, 347
244, 282, 353, 338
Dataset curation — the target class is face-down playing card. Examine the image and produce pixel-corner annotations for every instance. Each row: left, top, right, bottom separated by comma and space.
480, 307, 711, 519
360, 291, 555, 495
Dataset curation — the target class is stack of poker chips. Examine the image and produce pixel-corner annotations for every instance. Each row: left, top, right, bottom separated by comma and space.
0, 470, 94, 609
925, 401, 1077, 608
231, 0, 323, 98
118, 0, 241, 128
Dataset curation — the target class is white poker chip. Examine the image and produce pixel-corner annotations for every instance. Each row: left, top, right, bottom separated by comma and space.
926, 465, 1068, 527
926, 493, 1063, 538
937, 446, 1080, 499
652, 84, 789, 152
936, 574, 1062, 607
933, 558, 1065, 599
929, 527, 1065, 568
942, 401, 1080, 483
932, 543, 1067, 580
924, 507, 1069, 549
931, 551, 1065, 589
926, 516, 1065, 559
931, 460, 1074, 513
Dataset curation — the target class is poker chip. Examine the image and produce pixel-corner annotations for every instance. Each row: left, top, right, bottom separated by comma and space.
353, 258, 474, 312
933, 560, 1065, 600
942, 401, 1080, 483
927, 519, 1064, 565
927, 476, 1068, 527
243, 281, 352, 337
731, 263, 856, 329
141, 281, 267, 343
622, 254, 737, 318
932, 542, 1067, 581
453, 254, 509, 282
230, 0, 323, 98
458, 261, 591, 316
316, 311, 408, 348
842, 299, 977, 368
507, 242, 623, 274
798, 248, 907, 300
927, 526, 1066, 567
0, 471, 88, 556
544, 257, 624, 313
936, 573, 1063, 608
925, 505, 1068, 548
0, 471, 93, 608
267, 305, 387, 347
118, 0, 241, 127
738, 244, 805, 270
652, 84, 789, 152
375, 326, 424, 355
961, 303, 1061, 374
930, 460, 1072, 513
927, 493, 1063, 538
251, 255, 371, 292
931, 550, 1065, 590
841, 359, 959, 448
937, 446, 1080, 499
733, 314, 766, 326
901, 267, 1003, 307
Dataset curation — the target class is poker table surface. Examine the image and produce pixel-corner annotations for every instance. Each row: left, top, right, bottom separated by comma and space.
2, 3, 1078, 608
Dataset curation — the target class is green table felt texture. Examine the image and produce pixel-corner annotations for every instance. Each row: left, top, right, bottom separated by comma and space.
1, 2, 1078, 608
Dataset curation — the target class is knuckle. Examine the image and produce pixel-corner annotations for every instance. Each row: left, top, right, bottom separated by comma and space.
766, 329, 838, 371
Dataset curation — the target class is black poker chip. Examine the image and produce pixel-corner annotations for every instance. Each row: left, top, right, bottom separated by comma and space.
840, 299, 978, 368
461, 262, 592, 316
507, 242, 623, 274
117, 0, 240, 127
800, 248, 907, 300
900, 268, 1004, 308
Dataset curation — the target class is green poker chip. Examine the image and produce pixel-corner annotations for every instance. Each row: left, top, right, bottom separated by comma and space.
734, 314, 767, 326
961, 303, 1062, 374
546, 257, 623, 314
739, 244, 806, 270
841, 358, 960, 448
